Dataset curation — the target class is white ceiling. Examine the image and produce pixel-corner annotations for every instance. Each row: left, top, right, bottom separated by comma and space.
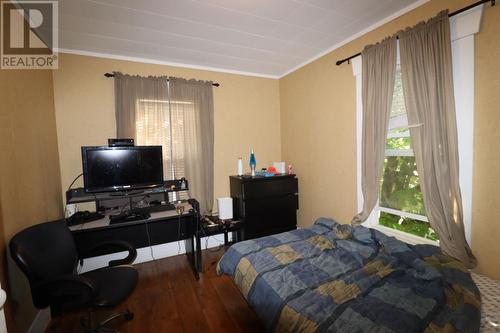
58, 0, 426, 78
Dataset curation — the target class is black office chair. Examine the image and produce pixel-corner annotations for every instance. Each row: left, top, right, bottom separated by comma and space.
9, 220, 138, 333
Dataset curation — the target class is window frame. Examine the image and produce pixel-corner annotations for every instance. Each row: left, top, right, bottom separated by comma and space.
378, 67, 431, 238
352, 6, 483, 245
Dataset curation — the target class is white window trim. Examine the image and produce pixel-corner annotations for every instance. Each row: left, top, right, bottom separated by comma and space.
385, 149, 414, 157
387, 131, 410, 139
379, 207, 428, 223
352, 5, 484, 245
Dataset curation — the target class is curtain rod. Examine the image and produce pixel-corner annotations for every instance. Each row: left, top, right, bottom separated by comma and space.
104, 72, 220, 87
335, 0, 495, 66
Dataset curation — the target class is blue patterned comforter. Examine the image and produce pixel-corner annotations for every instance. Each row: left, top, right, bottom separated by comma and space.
217, 218, 480, 333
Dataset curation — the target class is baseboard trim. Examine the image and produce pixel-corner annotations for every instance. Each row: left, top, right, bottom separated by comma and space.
27, 308, 51, 333
80, 234, 229, 273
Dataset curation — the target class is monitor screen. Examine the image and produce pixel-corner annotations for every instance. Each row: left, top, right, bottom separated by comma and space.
81, 146, 164, 193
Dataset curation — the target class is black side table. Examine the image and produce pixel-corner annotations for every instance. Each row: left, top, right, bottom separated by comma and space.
195, 216, 245, 272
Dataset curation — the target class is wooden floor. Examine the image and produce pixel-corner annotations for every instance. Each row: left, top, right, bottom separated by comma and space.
47, 248, 265, 333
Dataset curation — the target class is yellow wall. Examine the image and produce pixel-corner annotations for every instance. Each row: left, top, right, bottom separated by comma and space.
471, 5, 500, 280
279, 0, 500, 279
52, 54, 281, 210
0, 69, 63, 333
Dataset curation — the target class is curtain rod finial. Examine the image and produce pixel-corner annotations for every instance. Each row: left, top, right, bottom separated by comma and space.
104, 72, 114, 78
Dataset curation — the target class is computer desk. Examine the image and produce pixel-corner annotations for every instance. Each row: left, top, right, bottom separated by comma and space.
68, 201, 199, 278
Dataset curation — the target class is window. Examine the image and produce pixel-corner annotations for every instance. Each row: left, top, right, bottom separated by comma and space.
353, 9, 481, 245
378, 70, 438, 241
136, 98, 193, 200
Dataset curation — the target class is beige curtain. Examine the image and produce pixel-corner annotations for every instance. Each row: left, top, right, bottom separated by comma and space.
114, 72, 169, 141
114, 73, 215, 214
352, 37, 397, 226
114, 72, 172, 179
399, 11, 476, 268
169, 78, 214, 215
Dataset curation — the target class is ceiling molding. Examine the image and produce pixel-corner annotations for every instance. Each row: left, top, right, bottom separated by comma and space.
56, 48, 281, 80
279, 0, 431, 78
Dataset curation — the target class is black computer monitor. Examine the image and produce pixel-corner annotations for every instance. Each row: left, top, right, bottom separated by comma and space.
81, 145, 163, 193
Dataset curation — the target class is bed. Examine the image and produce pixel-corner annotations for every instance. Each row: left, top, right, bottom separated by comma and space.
217, 218, 481, 333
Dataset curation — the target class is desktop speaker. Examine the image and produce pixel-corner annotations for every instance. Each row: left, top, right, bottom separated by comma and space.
217, 197, 233, 220
108, 138, 134, 147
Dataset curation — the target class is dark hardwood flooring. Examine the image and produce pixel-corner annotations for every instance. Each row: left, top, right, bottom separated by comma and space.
47, 248, 265, 333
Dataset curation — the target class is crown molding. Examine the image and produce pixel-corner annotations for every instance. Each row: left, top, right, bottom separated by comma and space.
56, 48, 281, 80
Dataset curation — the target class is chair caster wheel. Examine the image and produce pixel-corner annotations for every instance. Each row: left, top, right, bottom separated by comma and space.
124, 311, 134, 321
80, 317, 88, 328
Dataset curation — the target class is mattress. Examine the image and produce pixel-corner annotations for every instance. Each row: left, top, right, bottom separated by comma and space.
217, 218, 481, 333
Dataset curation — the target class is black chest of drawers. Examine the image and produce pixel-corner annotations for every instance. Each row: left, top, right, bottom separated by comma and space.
230, 174, 298, 240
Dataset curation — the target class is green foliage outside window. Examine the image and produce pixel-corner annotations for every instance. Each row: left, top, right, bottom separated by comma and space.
378, 69, 438, 241
379, 212, 438, 241
381, 142, 425, 216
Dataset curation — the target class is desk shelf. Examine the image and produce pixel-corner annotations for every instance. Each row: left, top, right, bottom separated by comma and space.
66, 179, 189, 204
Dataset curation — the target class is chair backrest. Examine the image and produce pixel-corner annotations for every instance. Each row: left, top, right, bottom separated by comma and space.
9, 220, 78, 307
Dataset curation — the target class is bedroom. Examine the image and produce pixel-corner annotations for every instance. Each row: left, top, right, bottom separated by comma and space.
0, 0, 499, 332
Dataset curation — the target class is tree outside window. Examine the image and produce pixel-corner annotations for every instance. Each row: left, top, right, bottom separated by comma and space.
378, 70, 438, 241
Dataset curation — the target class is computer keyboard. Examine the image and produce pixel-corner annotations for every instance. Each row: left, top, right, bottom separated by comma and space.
141, 202, 176, 213
109, 209, 150, 224
109, 203, 177, 225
